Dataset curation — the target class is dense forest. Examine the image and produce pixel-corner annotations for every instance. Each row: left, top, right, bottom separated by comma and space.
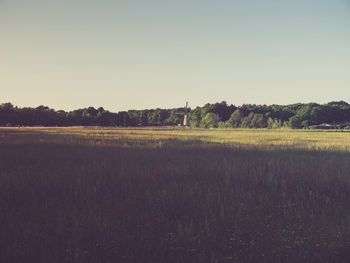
1, 101, 350, 129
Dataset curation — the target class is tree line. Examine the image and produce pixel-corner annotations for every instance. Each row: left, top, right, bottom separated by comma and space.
190, 101, 350, 129
0, 103, 186, 127
1, 101, 350, 129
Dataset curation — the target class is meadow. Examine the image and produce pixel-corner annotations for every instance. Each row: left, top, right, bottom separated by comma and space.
1, 127, 350, 263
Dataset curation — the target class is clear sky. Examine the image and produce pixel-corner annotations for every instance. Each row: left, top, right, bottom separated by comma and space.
1, 0, 350, 111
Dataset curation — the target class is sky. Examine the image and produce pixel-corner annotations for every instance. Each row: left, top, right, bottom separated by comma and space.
1, 0, 350, 112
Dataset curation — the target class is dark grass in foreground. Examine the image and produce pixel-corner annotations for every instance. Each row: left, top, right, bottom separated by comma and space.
1, 129, 350, 262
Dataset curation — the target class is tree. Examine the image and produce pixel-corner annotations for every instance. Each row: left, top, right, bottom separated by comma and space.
241, 112, 255, 128
272, 119, 282, 129
200, 113, 220, 128
138, 111, 148, 126
301, 120, 309, 129
82, 107, 98, 125
210, 101, 237, 122
288, 116, 303, 129
227, 109, 243, 128
97, 110, 115, 126
2, 100, 350, 129
165, 109, 181, 125
189, 107, 201, 127
218, 121, 230, 128
0, 103, 16, 125
127, 111, 139, 126
158, 110, 169, 125
147, 110, 158, 126
267, 117, 274, 129
250, 113, 267, 128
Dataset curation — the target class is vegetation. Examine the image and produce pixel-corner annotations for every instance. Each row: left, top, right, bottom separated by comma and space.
1, 127, 350, 262
2, 100, 350, 129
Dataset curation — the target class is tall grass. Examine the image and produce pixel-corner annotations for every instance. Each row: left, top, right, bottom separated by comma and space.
1, 127, 350, 262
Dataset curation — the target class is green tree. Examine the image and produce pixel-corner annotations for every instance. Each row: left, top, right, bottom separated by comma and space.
227, 109, 243, 128
241, 112, 254, 128
189, 107, 202, 127
250, 113, 267, 128
165, 109, 181, 125
267, 117, 274, 129
288, 115, 303, 129
301, 120, 309, 129
272, 119, 282, 129
267, 117, 282, 129
200, 113, 220, 128
138, 111, 148, 126
218, 121, 230, 128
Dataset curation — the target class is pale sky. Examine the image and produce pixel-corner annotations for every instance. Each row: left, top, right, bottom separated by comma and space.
1, 0, 350, 111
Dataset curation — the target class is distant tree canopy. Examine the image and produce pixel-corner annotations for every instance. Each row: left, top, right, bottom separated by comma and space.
200, 113, 220, 128
1, 100, 350, 129
0, 103, 188, 127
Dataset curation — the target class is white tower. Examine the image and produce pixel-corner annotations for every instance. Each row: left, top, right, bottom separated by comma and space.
183, 102, 189, 126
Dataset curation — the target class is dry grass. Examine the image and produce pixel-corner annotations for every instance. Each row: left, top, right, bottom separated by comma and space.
1, 127, 350, 263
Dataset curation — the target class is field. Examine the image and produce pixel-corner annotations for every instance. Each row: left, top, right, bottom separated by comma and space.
1, 127, 350, 263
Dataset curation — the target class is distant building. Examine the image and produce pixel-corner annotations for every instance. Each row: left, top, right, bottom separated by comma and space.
310, 122, 350, 129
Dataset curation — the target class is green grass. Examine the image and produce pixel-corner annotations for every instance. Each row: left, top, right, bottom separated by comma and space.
1, 127, 350, 263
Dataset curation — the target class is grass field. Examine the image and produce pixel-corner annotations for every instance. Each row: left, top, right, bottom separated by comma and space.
1, 127, 350, 263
